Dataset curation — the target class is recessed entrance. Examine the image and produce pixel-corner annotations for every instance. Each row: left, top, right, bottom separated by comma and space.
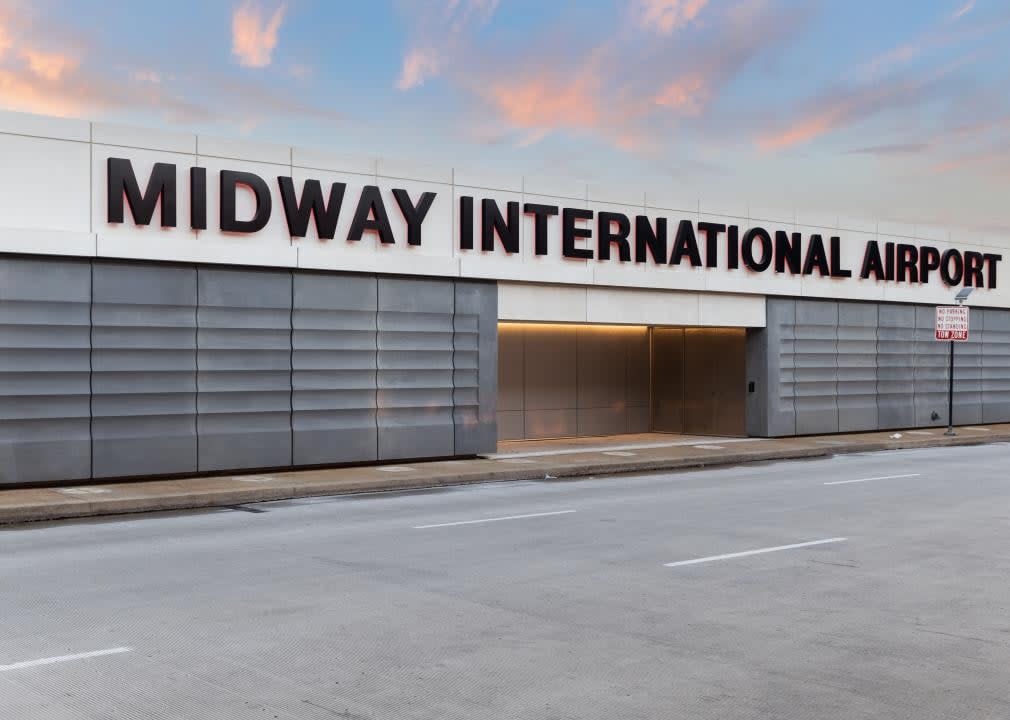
496, 322, 746, 441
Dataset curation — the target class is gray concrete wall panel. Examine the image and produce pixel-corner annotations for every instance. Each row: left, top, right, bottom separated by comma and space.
836, 302, 878, 432
377, 277, 455, 459
292, 273, 377, 466
453, 281, 498, 455
197, 268, 293, 472
793, 300, 839, 434
0, 257, 91, 484
91, 262, 198, 478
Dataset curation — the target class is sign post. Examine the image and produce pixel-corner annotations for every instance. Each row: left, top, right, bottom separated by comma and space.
935, 304, 970, 436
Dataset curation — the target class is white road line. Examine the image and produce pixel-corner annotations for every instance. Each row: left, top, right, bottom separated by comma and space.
414, 509, 576, 529
602, 451, 636, 456
665, 538, 847, 567
964, 427, 992, 432
906, 431, 934, 436
376, 466, 414, 473
824, 473, 921, 486
692, 445, 726, 450
0, 647, 132, 673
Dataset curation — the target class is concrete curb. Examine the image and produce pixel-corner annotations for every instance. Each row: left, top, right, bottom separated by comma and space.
2, 432, 1008, 525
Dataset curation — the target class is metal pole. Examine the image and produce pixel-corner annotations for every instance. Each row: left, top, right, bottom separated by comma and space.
945, 339, 955, 436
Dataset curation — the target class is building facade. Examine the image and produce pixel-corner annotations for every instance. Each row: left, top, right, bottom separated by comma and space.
1, 110, 1007, 485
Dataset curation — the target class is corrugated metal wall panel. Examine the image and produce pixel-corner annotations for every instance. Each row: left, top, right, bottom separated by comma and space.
197, 268, 293, 472
91, 262, 198, 478
913, 305, 948, 427
793, 300, 838, 434
292, 273, 378, 465
377, 277, 455, 459
0, 257, 91, 485
982, 309, 1010, 423
836, 302, 878, 432
877, 304, 916, 429
453, 281, 497, 455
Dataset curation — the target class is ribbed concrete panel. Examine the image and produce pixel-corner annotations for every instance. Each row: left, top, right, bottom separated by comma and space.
0, 257, 91, 484
453, 281, 497, 455
877, 304, 916, 429
952, 308, 983, 425
912, 306, 948, 427
793, 300, 838, 434
837, 303, 878, 432
377, 277, 454, 459
197, 268, 292, 472
91, 262, 197, 478
292, 273, 377, 465
982, 309, 1010, 423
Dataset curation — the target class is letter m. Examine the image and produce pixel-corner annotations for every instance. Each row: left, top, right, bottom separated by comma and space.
107, 157, 177, 227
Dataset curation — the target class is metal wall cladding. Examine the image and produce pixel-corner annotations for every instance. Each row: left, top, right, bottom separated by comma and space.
751, 298, 1010, 437
981, 309, 1010, 423
377, 277, 456, 459
197, 268, 293, 472
877, 304, 916, 429
453, 282, 498, 455
496, 324, 651, 441
91, 262, 197, 477
292, 273, 377, 465
0, 257, 91, 484
0, 258, 498, 485
793, 300, 839, 434
836, 302, 878, 431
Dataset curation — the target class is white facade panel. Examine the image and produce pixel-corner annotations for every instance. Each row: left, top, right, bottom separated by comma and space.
1, 110, 1009, 319
0, 134, 90, 234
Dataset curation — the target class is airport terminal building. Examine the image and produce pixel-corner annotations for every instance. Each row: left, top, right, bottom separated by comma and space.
1, 110, 1009, 485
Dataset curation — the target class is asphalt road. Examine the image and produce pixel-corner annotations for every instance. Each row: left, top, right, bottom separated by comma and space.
2, 443, 1010, 719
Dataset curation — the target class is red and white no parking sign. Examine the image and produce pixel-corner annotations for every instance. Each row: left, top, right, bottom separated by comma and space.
935, 305, 970, 341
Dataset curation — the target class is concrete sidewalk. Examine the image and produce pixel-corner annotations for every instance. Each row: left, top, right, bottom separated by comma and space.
2, 425, 1008, 525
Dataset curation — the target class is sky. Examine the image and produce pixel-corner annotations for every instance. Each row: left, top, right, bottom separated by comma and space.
0, 0, 1008, 234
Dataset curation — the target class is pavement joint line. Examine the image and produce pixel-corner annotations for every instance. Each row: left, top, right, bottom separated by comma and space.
492, 437, 758, 459
664, 538, 848, 567
0, 647, 132, 672
413, 509, 577, 529
824, 473, 922, 486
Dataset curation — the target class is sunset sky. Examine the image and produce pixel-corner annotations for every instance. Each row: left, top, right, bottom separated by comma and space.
0, 0, 1007, 234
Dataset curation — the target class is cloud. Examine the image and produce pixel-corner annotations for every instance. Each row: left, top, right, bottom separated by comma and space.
396, 48, 441, 90
231, 1, 286, 68
845, 142, 930, 156
952, 0, 975, 21
634, 0, 709, 34
395, 0, 499, 89
447, 0, 813, 151
20, 48, 78, 81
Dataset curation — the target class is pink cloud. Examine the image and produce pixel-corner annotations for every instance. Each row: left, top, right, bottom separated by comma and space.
952, 0, 975, 21
397, 48, 441, 90
396, 1, 499, 90
231, 2, 286, 68
635, 0, 709, 34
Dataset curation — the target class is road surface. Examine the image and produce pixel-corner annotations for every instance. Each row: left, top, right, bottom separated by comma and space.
2, 443, 1010, 719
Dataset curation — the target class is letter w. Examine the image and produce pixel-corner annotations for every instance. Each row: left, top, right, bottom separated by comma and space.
277, 177, 346, 239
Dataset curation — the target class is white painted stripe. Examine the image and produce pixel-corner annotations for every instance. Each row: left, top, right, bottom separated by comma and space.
824, 473, 921, 486
964, 427, 992, 432
602, 450, 636, 456
492, 437, 758, 459
0, 647, 132, 672
376, 466, 414, 473
414, 510, 576, 529
692, 444, 725, 450
906, 431, 934, 436
665, 538, 846, 567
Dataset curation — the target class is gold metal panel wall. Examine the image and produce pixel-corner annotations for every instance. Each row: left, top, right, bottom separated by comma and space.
497, 323, 650, 440
683, 328, 747, 436
651, 328, 686, 433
